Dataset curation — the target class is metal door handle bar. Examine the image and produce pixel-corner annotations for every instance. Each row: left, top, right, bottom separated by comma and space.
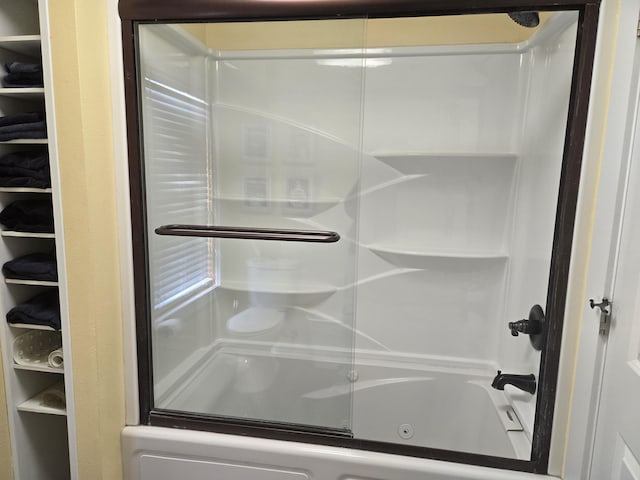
155, 224, 340, 243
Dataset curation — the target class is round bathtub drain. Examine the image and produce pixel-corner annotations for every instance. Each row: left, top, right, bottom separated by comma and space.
398, 424, 414, 439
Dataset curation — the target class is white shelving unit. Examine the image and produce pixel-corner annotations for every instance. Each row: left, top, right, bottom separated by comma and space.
0, 1, 76, 479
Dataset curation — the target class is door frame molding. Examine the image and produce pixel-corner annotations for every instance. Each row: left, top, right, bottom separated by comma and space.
565, 0, 640, 477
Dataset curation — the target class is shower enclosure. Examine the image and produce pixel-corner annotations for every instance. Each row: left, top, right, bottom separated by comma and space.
121, 0, 599, 474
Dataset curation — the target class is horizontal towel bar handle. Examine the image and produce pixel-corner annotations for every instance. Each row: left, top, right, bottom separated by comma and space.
155, 224, 340, 243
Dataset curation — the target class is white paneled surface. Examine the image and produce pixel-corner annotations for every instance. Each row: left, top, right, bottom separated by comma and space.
140, 455, 310, 480
123, 426, 554, 480
361, 53, 522, 153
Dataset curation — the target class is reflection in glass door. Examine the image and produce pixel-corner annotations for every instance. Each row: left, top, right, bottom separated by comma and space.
138, 20, 366, 431
132, 8, 585, 467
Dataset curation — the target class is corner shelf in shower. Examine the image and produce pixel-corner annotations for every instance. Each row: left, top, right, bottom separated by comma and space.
219, 281, 337, 305
367, 243, 508, 268
372, 152, 517, 174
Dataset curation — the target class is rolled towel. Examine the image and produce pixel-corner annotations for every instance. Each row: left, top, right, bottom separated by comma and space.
47, 348, 63, 368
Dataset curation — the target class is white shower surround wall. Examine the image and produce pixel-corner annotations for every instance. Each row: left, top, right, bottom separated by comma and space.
130, 13, 578, 480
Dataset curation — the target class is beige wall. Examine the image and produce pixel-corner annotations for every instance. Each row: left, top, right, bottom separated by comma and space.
48, 0, 125, 479
182, 13, 552, 51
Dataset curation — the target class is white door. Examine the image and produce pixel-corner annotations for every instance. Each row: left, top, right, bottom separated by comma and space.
589, 46, 640, 478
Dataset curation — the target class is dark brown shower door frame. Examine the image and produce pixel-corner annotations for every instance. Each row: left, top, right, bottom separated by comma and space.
119, 0, 600, 474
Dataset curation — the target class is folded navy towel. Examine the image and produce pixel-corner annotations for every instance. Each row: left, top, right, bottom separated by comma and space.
0, 129, 46, 141
0, 161, 49, 179
2, 252, 57, 281
0, 121, 46, 135
0, 112, 45, 128
0, 152, 51, 187
0, 175, 50, 188
0, 200, 54, 232
3, 73, 43, 88
5, 62, 42, 74
6, 290, 60, 330
0, 152, 48, 170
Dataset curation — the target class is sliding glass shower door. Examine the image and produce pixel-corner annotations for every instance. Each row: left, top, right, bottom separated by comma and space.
138, 20, 366, 431
126, 5, 595, 472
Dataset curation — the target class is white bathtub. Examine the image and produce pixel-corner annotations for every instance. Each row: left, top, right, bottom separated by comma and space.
121, 426, 555, 480
122, 348, 549, 479
154, 349, 530, 457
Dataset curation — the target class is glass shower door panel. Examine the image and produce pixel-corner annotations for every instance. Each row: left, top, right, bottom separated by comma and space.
353, 12, 579, 459
138, 20, 366, 432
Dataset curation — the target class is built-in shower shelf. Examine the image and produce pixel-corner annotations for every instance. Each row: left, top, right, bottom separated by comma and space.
372, 152, 517, 174
219, 281, 337, 305
214, 196, 342, 217
368, 243, 508, 268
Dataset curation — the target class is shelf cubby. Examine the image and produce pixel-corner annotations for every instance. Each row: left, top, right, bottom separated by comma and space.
0, 2, 73, 478
17, 384, 66, 416
0, 35, 41, 57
